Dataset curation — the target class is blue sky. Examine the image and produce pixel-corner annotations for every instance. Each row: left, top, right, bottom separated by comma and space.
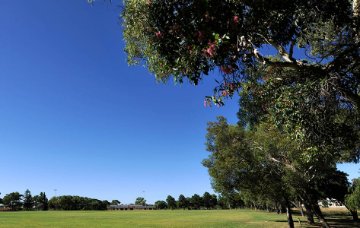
0, 1, 358, 204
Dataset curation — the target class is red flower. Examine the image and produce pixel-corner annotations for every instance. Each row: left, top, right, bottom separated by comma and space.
221, 90, 229, 97
233, 15, 239, 24
155, 31, 162, 38
204, 42, 216, 57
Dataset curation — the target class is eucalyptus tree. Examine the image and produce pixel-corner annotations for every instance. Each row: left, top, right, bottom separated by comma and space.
166, 195, 177, 209
202, 117, 354, 227
177, 194, 189, 209
123, 0, 360, 162
135, 197, 146, 206
2, 192, 23, 211
345, 178, 360, 221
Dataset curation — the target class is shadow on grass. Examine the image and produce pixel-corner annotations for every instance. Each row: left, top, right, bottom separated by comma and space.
303, 216, 359, 228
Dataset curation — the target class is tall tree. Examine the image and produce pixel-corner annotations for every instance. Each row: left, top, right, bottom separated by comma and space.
23, 189, 33, 210
166, 195, 177, 210
135, 197, 146, 206
190, 194, 203, 210
345, 178, 360, 221
202, 192, 213, 209
178, 194, 188, 209
39, 192, 49, 211
154, 200, 167, 209
122, 0, 360, 162
3, 192, 23, 211
202, 117, 352, 227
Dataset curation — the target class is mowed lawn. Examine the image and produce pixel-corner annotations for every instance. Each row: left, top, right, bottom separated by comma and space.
0, 209, 307, 228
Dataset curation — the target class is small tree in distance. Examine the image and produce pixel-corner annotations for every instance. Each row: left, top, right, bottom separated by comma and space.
178, 194, 189, 210
23, 189, 33, 210
111, 200, 121, 205
166, 195, 177, 210
135, 197, 146, 206
154, 200, 167, 209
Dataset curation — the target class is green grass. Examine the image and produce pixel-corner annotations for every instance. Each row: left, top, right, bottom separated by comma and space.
0, 209, 306, 228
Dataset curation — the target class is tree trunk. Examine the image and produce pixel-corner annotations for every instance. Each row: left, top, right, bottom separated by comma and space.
350, 209, 359, 222
313, 205, 330, 228
345, 205, 359, 222
286, 203, 295, 228
304, 203, 315, 224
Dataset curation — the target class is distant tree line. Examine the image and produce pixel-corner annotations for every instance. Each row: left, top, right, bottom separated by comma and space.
0, 189, 111, 211
0, 190, 48, 211
154, 192, 241, 210
48, 196, 109, 210
1, 184, 359, 215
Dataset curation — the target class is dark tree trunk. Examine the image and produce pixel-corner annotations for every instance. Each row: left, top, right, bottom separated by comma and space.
304, 203, 315, 224
286, 203, 295, 228
350, 209, 359, 222
345, 205, 359, 222
344, 204, 359, 222
313, 204, 330, 228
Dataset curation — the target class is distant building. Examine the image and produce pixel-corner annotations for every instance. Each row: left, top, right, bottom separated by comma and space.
318, 198, 345, 208
0, 204, 8, 211
108, 204, 154, 210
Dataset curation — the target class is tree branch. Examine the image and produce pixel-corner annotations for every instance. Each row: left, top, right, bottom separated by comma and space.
252, 49, 302, 70
271, 43, 296, 63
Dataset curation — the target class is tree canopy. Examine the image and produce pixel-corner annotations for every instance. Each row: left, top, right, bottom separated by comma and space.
123, 0, 360, 160
122, 2, 360, 226
202, 116, 355, 227
346, 178, 360, 210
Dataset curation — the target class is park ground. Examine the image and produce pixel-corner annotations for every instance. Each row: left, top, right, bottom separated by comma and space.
0, 208, 357, 227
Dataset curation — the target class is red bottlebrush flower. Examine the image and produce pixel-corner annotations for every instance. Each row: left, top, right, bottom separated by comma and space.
155, 31, 162, 38
204, 42, 216, 57
233, 16, 239, 24
221, 90, 229, 97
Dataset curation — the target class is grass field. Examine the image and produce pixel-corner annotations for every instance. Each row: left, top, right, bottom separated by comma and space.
0, 209, 356, 228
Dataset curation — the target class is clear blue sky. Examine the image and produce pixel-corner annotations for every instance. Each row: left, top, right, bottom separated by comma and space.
0, 1, 358, 204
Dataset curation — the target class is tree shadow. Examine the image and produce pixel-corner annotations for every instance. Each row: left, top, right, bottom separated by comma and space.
303, 216, 359, 228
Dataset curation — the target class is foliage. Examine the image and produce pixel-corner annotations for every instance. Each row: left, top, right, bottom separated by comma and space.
203, 192, 217, 209
166, 195, 177, 209
346, 178, 360, 209
48, 195, 108, 210
177, 194, 189, 209
111, 200, 121, 205
154, 200, 167, 209
122, 0, 360, 161
23, 189, 33, 210
3, 192, 23, 211
135, 197, 146, 206
190, 194, 203, 209
33, 192, 49, 211
202, 116, 353, 226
